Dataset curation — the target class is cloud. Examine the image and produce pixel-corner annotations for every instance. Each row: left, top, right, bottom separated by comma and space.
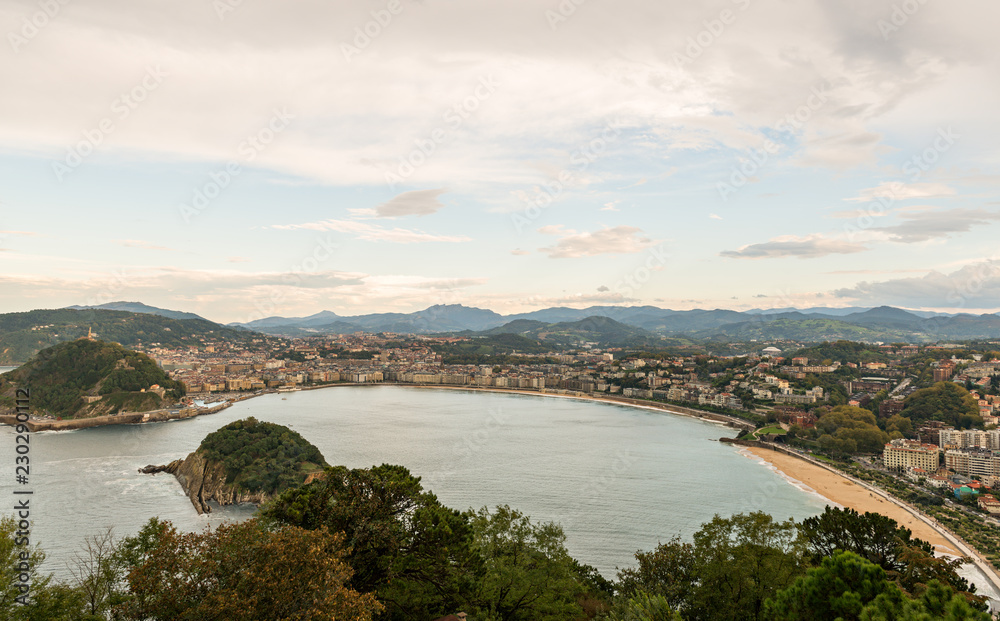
510, 248, 529, 255
833, 260, 1000, 309
720, 234, 867, 259
873, 208, 1000, 243
0, 230, 37, 236
4, 1, 994, 189
846, 182, 957, 202
373, 189, 447, 218
272, 219, 470, 243
0, 268, 489, 323
596, 285, 610, 292
601, 201, 620, 211
538, 226, 656, 259
709, 213, 723, 220
227, 256, 251, 263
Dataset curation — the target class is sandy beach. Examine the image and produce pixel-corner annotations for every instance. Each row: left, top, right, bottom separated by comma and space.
743, 446, 958, 554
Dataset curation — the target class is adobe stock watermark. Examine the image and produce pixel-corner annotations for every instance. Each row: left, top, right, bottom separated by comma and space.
511, 121, 624, 233
842, 126, 959, 243
52, 66, 168, 182
561, 449, 639, 534
212, 0, 246, 21
424, 407, 509, 490
877, 0, 931, 41
178, 108, 294, 223
242, 235, 339, 324
341, 0, 407, 61
384, 75, 498, 190
673, 0, 752, 68
614, 243, 670, 299
717, 84, 829, 201
7, 0, 71, 54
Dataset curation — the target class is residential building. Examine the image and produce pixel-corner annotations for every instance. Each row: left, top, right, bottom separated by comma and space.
883, 439, 940, 472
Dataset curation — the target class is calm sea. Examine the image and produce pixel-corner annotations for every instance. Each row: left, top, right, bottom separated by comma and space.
0, 385, 994, 600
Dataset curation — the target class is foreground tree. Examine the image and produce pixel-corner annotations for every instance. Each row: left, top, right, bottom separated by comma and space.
615, 512, 808, 621
800, 506, 980, 602
765, 550, 898, 621
765, 551, 989, 621
115, 517, 381, 621
615, 536, 696, 611
598, 591, 681, 621
261, 464, 481, 619
469, 505, 583, 621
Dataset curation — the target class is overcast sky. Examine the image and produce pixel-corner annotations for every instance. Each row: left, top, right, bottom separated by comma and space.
1, 0, 999, 323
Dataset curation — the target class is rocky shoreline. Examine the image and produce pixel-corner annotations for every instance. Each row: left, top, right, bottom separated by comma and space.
0, 401, 232, 431
140, 450, 272, 514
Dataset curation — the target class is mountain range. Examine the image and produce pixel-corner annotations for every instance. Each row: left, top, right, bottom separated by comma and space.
223, 303, 1000, 343
35, 301, 1000, 346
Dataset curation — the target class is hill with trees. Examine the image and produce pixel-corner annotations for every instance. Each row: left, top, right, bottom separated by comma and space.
0, 308, 253, 364
143, 417, 328, 514
0, 308, 254, 365
901, 381, 982, 429
0, 339, 185, 418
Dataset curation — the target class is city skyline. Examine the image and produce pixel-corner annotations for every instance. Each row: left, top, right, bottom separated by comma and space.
2, 1, 999, 323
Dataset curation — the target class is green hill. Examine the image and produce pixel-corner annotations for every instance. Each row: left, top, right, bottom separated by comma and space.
901, 381, 982, 429
0, 308, 252, 365
0, 339, 185, 418
198, 417, 328, 496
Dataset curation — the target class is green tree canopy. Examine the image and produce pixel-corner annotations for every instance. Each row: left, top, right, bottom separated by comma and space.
470, 505, 584, 621
902, 382, 982, 429
114, 517, 381, 621
260, 464, 481, 620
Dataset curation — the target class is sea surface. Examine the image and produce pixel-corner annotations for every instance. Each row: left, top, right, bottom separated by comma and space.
0, 385, 995, 600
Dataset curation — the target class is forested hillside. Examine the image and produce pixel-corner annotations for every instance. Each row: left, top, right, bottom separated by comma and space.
0, 339, 184, 418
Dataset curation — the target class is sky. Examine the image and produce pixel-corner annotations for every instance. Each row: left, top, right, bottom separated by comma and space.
1, 0, 999, 324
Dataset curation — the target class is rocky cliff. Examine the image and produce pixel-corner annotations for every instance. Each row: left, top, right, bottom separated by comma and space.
141, 450, 274, 514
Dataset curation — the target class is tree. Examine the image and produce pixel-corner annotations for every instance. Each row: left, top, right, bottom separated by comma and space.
886, 414, 914, 437
114, 517, 381, 621
66, 527, 123, 618
765, 550, 897, 621
599, 591, 681, 621
469, 505, 583, 621
260, 464, 481, 620
799, 507, 979, 600
902, 382, 981, 429
860, 579, 991, 620
615, 537, 696, 610
616, 512, 808, 621
688, 512, 808, 621
812, 406, 889, 455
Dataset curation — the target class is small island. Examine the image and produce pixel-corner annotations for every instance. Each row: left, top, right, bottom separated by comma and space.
141, 417, 327, 514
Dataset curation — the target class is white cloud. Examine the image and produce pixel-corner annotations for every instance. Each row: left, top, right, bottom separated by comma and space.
834, 260, 1000, 310
873, 208, 1000, 243
846, 182, 957, 203
1, 1, 995, 188
721, 234, 867, 259
539, 226, 656, 259
373, 188, 447, 218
